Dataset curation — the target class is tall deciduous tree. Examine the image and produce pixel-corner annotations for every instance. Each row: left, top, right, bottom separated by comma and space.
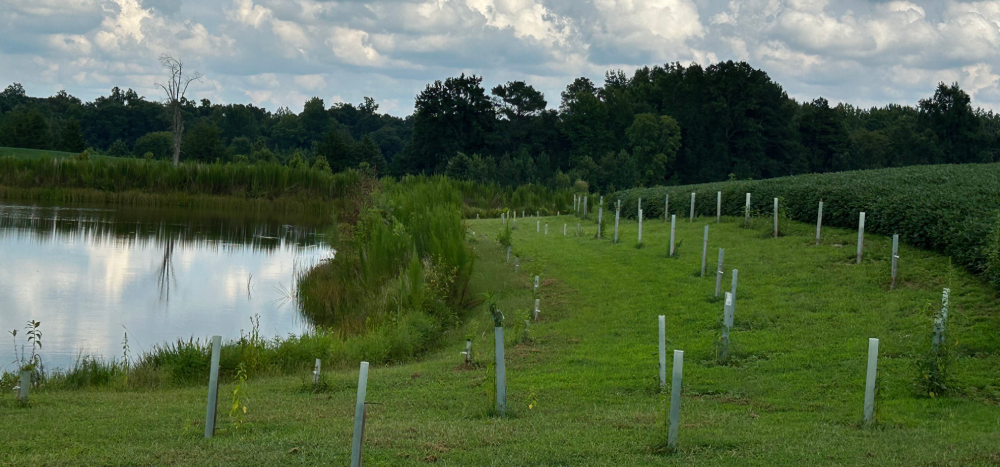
627, 113, 681, 186
798, 97, 851, 172
316, 128, 355, 172
0, 83, 27, 115
156, 54, 202, 166
492, 81, 546, 120
560, 77, 611, 164
180, 121, 225, 162
356, 134, 386, 175
0, 107, 50, 149
445, 152, 473, 180
299, 97, 330, 142
490, 81, 550, 161
406, 74, 495, 173
59, 118, 86, 152
919, 82, 983, 164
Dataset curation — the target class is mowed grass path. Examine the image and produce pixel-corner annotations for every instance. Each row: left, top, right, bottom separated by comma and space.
4, 213, 1000, 465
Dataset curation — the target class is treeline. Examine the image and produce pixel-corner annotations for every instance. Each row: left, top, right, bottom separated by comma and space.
2, 61, 999, 190
0, 85, 408, 174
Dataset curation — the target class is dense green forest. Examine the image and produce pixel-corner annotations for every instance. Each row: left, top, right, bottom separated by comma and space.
2, 61, 998, 192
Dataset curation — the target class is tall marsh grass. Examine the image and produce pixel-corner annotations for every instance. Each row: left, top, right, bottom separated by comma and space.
0, 156, 360, 202
299, 176, 475, 337
450, 179, 574, 218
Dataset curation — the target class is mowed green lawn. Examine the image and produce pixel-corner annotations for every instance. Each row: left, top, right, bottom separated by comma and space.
4, 212, 1000, 465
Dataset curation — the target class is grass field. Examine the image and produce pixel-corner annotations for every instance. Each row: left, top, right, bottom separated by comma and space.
0, 146, 111, 160
4, 211, 1000, 465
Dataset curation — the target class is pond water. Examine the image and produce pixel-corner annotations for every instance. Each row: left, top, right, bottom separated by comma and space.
0, 202, 333, 372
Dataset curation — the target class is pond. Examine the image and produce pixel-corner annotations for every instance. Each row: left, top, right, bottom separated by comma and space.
0, 202, 334, 372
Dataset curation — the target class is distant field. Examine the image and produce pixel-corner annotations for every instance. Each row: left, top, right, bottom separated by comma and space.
0, 146, 113, 160
0, 147, 119, 159
0, 147, 76, 159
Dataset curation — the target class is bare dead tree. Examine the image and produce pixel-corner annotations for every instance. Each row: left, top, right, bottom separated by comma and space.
156, 54, 202, 166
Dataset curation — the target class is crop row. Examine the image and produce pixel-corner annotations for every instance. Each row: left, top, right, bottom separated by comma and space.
611, 163, 1000, 288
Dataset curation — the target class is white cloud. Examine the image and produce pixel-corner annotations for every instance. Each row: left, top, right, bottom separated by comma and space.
936, 9, 1000, 63
961, 63, 1000, 97
947, 1, 1000, 22
101, 0, 150, 44
786, 0, 828, 14
227, 0, 272, 28
327, 27, 386, 67
722, 37, 750, 61
888, 64, 957, 88
690, 49, 719, 66
883, 1, 925, 18
6, 0, 99, 16
711, 2, 739, 25
755, 40, 824, 76
271, 18, 310, 49
48, 34, 93, 55
249, 73, 280, 87
244, 89, 274, 105
8, 0, 1000, 116
589, 0, 704, 60
293, 74, 326, 90
776, 10, 875, 54
465, 0, 571, 44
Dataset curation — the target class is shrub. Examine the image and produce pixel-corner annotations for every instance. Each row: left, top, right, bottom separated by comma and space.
108, 139, 131, 158
497, 221, 512, 248
298, 176, 475, 356
134, 131, 173, 160
448, 179, 573, 218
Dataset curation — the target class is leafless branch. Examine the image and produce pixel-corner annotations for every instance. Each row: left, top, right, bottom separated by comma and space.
155, 54, 203, 166
155, 54, 202, 106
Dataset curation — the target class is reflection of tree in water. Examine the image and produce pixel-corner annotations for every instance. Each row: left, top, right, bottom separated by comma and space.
0, 204, 335, 306
157, 239, 176, 303
0, 204, 329, 253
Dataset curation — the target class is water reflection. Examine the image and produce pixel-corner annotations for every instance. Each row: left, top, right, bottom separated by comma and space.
0, 202, 333, 371
0, 203, 325, 252
157, 240, 176, 303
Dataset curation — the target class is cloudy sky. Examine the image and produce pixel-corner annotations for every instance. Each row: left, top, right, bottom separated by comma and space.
2, 0, 1000, 116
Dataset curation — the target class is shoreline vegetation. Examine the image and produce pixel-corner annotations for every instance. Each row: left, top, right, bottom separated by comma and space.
0, 156, 572, 391
0, 155, 360, 204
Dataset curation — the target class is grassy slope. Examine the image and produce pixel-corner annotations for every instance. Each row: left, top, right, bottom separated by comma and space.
4, 214, 1000, 465
0, 146, 111, 160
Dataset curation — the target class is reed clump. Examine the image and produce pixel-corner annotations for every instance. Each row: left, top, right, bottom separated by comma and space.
449, 179, 574, 218
299, 176, 475, 342
0, 156, 360, 202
